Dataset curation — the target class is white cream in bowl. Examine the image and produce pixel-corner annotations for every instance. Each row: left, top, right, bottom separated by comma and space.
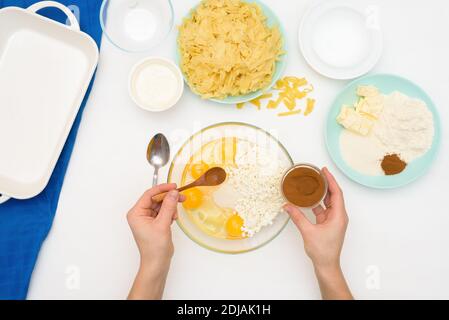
129, 57, 184, 112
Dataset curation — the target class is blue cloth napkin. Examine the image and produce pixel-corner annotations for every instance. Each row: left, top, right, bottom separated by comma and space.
0, 0, 102, 300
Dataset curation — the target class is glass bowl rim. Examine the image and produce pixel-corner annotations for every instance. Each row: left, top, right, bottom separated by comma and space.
99, 0, 175, 53
167, 121, 294, 254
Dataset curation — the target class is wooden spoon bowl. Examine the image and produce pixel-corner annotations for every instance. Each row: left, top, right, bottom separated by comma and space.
152, 167, 227, 203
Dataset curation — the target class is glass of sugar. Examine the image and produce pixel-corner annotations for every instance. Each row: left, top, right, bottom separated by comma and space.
100, 0, 174, 52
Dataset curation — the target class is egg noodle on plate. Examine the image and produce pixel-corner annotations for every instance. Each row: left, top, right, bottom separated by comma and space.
178, 0, 284, 99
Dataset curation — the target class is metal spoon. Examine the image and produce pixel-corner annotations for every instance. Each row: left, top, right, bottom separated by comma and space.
151, 167, 227, 203
147, 133, 170, 186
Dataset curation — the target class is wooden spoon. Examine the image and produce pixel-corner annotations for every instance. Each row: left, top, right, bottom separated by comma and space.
151, 167, 227, 203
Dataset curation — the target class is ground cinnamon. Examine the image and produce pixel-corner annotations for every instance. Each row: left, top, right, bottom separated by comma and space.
381, 154, 407, 175
282, 166, 326, 208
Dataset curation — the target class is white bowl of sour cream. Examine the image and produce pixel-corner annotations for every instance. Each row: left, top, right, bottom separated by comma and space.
129, 57, 184, 112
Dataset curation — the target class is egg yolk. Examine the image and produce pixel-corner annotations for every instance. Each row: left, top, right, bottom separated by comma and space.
182, 188, 203, 210
190, 162, 209, 180
225, 214, 244, 239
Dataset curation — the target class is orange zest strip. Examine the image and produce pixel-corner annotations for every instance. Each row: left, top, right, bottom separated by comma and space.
304, 98, 316, 116
278, 109, 302, 117
235, 76, 315, 117
249, 99, 261, 109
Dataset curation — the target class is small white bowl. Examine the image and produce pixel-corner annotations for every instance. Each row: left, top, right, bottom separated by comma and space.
299, 0, 383, 80
129, 57, 184, 112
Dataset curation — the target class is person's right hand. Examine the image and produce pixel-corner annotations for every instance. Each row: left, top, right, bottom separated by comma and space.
127, 184, 184, 270
127, 183, 185, 300
284, 167, 348, 271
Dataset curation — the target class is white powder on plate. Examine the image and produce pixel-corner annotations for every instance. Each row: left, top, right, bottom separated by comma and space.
340, 91, 434, 176
227, 141, 288, 237
373, 92, 434, 163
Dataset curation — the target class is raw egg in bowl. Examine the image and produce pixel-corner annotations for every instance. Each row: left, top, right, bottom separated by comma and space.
167, 122, 293, 254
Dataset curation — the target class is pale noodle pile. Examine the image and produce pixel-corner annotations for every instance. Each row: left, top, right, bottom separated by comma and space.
178, 0, 284, 99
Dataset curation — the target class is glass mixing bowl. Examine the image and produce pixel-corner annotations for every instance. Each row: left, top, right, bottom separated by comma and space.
167, 122, 293, 254
100, 0, 174, 52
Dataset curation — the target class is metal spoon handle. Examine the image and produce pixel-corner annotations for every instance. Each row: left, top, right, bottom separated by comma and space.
152, 167, 159, 187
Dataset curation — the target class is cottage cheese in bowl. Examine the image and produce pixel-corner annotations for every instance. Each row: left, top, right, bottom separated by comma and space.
168, 123, 293, 254
227, 142, 288, 238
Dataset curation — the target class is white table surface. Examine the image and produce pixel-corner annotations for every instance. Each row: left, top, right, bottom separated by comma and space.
27, 0, 449, 300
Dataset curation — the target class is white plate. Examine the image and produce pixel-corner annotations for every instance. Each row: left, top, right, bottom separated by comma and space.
0, 1, 99, 203
299, 0, 383, 80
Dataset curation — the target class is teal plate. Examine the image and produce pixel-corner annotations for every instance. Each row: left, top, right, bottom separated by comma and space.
176, 0, 287, 104
325, 74, 441, 189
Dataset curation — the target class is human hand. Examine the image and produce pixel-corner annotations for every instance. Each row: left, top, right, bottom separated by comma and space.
284, 168, 352, 300
127, 183, 185, 277
127, 183, 185, 300
284, 167, 348, 271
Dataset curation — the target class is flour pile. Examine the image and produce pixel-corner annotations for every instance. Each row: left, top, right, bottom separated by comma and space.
373, 92, 434, 163
340, 90, 434, 176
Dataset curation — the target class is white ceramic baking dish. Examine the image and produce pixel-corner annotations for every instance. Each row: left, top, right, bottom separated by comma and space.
0, 1, 99, 204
